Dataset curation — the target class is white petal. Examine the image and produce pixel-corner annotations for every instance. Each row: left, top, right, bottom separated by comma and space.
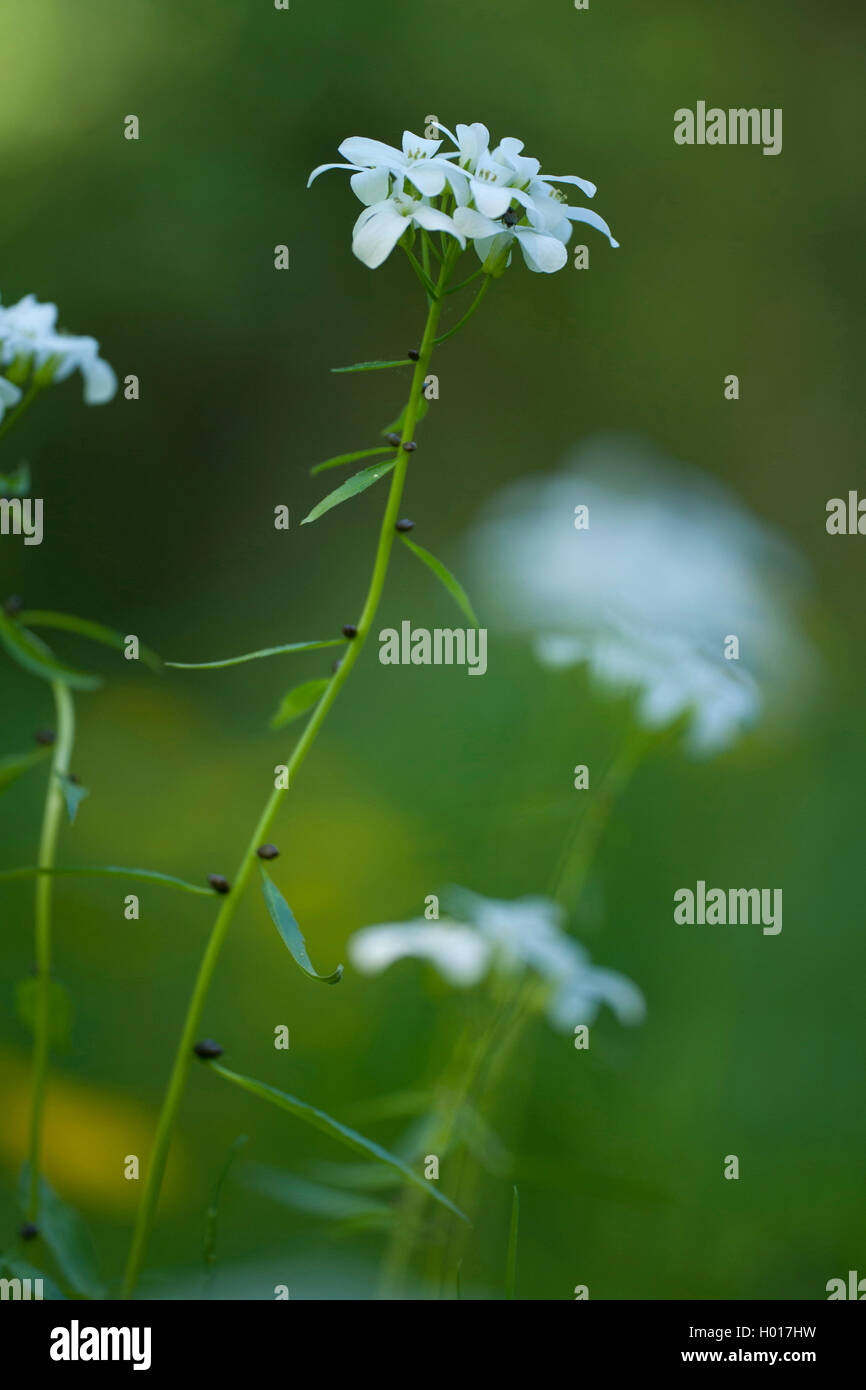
307, 162, 358, 188
564, 206, 619, 248
514, 228, 568, 273
338, 136, 403, 167
412, 204, 465, 246
544, 174, 598, 198
401, 131, 442, 158
453, 206, 504, 240
407, 165, 446, 196
348, 922, 491, 987
472, 180, 513, 219
351, 200, 408, 269
350, 166, 390, 205
83, 356, 117, 405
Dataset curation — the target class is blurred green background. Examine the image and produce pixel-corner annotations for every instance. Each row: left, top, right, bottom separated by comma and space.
1, 0, 864, 1299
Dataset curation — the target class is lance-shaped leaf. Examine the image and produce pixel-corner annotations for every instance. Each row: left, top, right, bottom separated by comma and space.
17, 610, 162, 672
18, 1168, 103, 1299
331, 359, 412, 374
167, 638, 343, 671
259, 864, 342, 984
56, 773, 89, 825
210, 1064, 469, 1224
0, 611, 101, 691
242, 1164, 393, 1224
0, 461, 31, 497
270, 677, 330, 729
301, 458, 397, 526
399, 534, 480, 627
16, 977, 73, 1050
0, 864, 214, 896
0, 745, 51, 793
311, 446, 395, 477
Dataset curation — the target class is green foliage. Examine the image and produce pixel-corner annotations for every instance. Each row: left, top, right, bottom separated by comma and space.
19, 1168, 103, 1299
0, 864, 214, 895
311, 446, 394, 476
0, 745, 50, 793
331, 359, 412, 373
301, 458, 397, 525
16, 611, 162, 671
55, 772, 89, 825
0, 612, 100, 691
259, 864, 343, 984
167, 639, 343, 670
399, 534, 480, 627
210, 1064, 469, 1224
270, 677, 330, 728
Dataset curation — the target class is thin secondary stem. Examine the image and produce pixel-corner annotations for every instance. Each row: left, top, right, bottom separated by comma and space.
121, 242, 460, 1300
26, 679, 74, 1219
434, 276, 491, 344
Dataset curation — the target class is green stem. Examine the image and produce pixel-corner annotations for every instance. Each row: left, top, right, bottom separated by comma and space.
120, 242, 460, 1300
434, 276, 490, 344
0, 380, 42, 445
26, 680, 74, 1220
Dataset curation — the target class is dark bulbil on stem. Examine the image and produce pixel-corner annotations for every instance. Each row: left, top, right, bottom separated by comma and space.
407, 349, 420, 360
385, 432, 402, 447
207, 874, 231, 895
342, 623, 358, 639
256, 843, 280, 860
193, 1039, 223, 1060
402, 441, 417, 453
19, 1221, 38, 1241
34, 729, 56, 746
395, 518, 415, 533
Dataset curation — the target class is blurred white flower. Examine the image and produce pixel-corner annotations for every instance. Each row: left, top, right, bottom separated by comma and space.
309, 131, 461, 201
0, 374, 22, 422
348, 887, 645, 1032
0, 294, 117, 404
467, 434, 817, 757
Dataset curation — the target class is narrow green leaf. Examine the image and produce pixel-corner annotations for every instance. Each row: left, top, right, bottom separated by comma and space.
0, 746, 50, 792
18, 1168, 103, 1299
0, 1257, 66, 1300
331, 359, 412, 374
0, 864, 214, 895
0, 611, 101, 691
270, 678, 330, 730
210, 1064, 470, 1225
505, 1184, 519, 1299
399, 534, 480, 627
0, 461, 31, 497
243, 1165, 393, 1222
311, 447, 394, 477
16, 611, 162, 672
301, 458, 397, 526
381, 394, 429, 438
15, 977, 73, 1050
167, 639, 343, 671
56, 773, 89, 825
259, 864, 342, 984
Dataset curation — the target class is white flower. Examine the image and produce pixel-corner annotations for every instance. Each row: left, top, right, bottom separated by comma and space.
351, 189, 465, 269
467, 433, 817, 756
308, 131, 462, 202
0, 294, 117, 404
348, 888, 645, 1032
309, 121, 617, 275
0, 374, 22, 423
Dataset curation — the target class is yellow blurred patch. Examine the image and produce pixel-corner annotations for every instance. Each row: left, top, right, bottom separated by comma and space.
0, 1047, 187, 1214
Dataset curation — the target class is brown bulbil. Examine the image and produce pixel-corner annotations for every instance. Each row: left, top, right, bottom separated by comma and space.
395, 518, 415, 533
193, 1039, 224, 1060
208, 874, 231, 895
256, 844, 280, 860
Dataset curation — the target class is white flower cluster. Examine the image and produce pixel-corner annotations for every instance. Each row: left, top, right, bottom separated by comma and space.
309, 122, 618, 272
0, 293, 117, 421
348, 888, 645, 1033
468, 434, 817, 757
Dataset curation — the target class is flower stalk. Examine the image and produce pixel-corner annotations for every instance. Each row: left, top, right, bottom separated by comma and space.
26, 678, 75, 1220
121, 239, 461, 1300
